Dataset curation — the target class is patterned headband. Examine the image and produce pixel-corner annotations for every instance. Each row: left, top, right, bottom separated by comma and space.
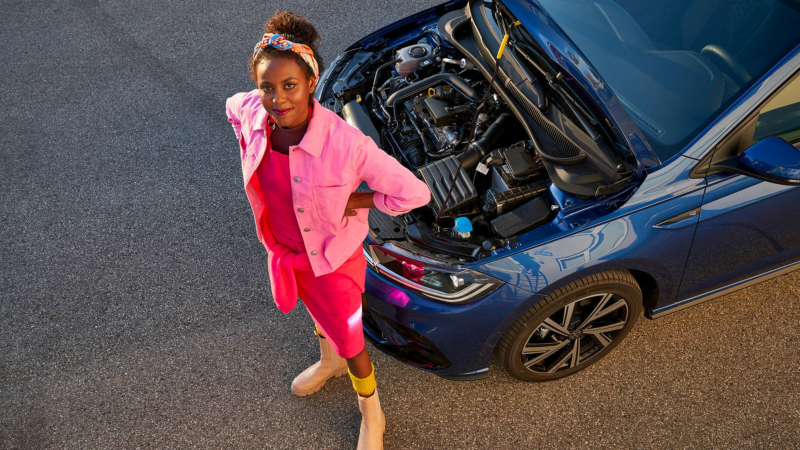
253, 33, 319, 80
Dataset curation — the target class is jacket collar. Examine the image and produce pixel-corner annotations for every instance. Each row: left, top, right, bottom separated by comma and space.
253, 98, 328, 158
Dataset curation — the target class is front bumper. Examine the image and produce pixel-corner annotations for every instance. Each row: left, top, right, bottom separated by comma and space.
362, 263, 536, 379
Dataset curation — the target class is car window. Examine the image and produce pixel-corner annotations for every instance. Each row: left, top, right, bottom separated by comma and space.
753, 75, 800, 146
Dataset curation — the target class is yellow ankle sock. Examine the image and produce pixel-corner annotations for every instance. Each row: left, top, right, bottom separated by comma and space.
348, 364, 376, 397
314, 324, 325, 339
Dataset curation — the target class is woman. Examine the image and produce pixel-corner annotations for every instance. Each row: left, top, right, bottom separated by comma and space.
225, 10, 430, 449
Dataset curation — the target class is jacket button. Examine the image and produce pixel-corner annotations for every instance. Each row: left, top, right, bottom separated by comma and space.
311, 251, 318, 256
294, 177, 300, 183
298, 208, 304, 213
304, 228, 310, 232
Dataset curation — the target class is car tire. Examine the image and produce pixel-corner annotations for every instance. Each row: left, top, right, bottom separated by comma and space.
497, 270, 642, 382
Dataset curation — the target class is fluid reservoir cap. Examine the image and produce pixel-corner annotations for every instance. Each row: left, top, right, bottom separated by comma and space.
454, 217, 473, 234
409, 46, 427, 57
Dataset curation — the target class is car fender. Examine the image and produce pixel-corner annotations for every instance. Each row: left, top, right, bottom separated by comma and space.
471, 174, 707, 363
476, 256, 672, 365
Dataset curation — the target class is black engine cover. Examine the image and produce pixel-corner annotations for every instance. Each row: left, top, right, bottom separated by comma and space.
416, 155, 478, 218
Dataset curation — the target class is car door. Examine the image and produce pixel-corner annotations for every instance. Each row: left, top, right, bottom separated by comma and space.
677, 73, 800, 301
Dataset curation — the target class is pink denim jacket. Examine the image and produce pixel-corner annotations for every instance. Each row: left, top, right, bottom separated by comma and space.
226, 90, 430, 312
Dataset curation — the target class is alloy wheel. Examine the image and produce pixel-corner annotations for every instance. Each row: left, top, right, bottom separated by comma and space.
521, 293, 629, 374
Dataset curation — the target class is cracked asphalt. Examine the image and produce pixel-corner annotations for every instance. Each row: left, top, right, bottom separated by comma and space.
1, 1, 799, 449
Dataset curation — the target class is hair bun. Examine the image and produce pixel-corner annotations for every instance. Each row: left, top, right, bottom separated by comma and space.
250, 10, 324, 82
266, 10, 320, 51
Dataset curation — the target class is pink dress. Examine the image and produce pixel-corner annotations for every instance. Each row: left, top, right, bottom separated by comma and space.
256, 139, 367, 359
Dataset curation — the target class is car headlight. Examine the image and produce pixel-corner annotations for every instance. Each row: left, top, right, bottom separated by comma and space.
366, 244, 504, 304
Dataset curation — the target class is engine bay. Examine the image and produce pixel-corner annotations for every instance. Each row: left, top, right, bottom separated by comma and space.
316, 7, 637, 261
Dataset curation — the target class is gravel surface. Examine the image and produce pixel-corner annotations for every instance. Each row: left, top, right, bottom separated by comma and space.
1, 1, 799, 449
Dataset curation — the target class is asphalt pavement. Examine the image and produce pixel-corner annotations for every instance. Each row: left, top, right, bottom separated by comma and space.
1, 1, 799, 449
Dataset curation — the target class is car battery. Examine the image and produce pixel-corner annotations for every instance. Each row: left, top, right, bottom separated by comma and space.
490, 196, 553, 238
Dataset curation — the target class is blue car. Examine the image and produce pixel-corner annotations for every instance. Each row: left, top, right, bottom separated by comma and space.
314, 0, 800, 381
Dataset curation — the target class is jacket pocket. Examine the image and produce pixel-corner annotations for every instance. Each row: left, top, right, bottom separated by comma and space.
312, 184, 352, 226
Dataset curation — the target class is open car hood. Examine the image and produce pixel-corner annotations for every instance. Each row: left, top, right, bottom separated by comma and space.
500, 0, 661, 168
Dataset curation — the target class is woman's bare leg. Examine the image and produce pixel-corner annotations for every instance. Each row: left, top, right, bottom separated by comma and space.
346, 346, 373, 379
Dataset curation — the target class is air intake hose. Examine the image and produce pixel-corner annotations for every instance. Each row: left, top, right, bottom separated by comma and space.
385, 73, 481, 108
461, 113, 514, 171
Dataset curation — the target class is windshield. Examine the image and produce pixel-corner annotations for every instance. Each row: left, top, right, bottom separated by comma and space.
530, 0, 800, 161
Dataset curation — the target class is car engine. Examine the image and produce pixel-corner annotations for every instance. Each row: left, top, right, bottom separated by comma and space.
318, 32, 559, 259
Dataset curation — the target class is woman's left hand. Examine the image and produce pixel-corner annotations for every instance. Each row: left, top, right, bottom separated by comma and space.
342, 192, 377, 220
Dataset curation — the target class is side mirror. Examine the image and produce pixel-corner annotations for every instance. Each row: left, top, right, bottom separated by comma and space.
711, 137, 800, 185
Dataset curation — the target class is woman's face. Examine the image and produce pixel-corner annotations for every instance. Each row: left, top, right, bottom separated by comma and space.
255, 56, 316, 129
